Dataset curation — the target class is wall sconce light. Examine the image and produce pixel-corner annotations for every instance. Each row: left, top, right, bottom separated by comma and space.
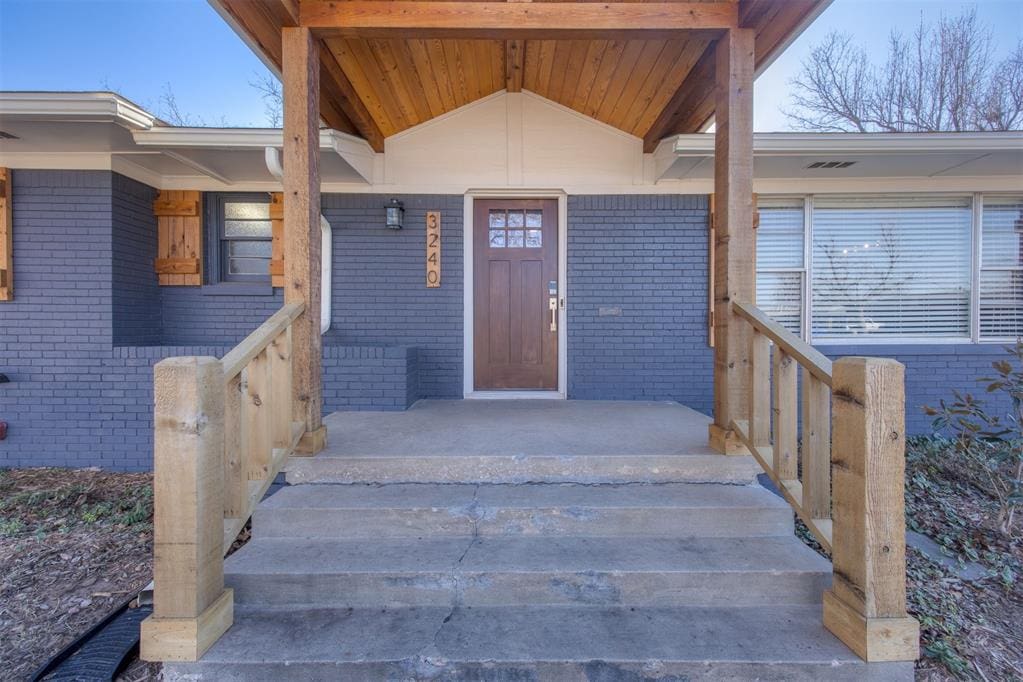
386, 198, 405, 230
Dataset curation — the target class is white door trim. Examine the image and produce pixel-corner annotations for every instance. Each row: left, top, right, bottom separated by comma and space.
463, 189, 568, 399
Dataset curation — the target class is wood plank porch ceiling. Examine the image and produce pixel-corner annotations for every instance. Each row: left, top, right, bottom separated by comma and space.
217, 0, 825, 153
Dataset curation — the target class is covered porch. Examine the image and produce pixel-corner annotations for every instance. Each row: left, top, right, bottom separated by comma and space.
138, 0, 920, 674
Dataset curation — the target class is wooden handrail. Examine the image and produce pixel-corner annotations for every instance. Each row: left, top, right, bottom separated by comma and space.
222, 302, 305, 379
141, 303, 308, 663
728, 300, 919, 662
731, 300, 832, 386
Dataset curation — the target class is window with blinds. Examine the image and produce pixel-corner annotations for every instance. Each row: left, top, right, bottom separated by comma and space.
980, 196, 1023, 339
810, 195, 972, 340
756, 198, 805, 335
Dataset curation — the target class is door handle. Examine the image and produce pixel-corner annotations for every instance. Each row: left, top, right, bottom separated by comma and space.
549, 297, 558, 332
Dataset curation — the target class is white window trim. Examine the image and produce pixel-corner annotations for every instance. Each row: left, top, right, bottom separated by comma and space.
758, 191, 1020, 346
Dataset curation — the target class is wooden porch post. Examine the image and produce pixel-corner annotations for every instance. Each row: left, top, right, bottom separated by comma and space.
283, 26, 326, 454
709, 28, 755, 455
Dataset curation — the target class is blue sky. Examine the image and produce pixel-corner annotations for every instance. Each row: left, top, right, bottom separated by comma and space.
0, 0, 1020, 132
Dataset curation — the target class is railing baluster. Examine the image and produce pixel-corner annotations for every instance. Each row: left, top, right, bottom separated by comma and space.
802, 367, 831, 521
245, 348, 272, 480
771, 345, 798, 481
749, 330, 771, 446
270, 326, 293, 451
223, 373, 245, 519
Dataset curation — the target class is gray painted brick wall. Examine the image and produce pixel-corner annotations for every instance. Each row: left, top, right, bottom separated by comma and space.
567, 195, 714, 415
322, 194, 463, 399
112, 173, 161, 346
819, 343, 1015, 434
1, 172, 1016, 470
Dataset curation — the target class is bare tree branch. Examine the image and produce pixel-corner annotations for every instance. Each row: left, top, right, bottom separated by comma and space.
786, 10, 1023, 132
249, 71, 283, 128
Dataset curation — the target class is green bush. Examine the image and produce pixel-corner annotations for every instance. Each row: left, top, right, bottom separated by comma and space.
925, 340, 1023, 537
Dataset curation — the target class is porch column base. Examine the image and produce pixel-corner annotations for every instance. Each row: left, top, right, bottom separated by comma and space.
295, 425, 327, 455
708, 423, 749, 455
140, 588, 233, 662
823, 590, 920, 662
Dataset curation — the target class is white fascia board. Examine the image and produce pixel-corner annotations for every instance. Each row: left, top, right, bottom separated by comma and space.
0, 91, 156, 130
133, 126, 375, 184
672, 131, 1023, 157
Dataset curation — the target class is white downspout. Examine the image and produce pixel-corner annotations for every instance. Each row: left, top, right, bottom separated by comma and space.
264, 146, 332, 335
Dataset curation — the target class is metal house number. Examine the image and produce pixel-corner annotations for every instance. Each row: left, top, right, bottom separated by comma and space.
426, 211, 441, 288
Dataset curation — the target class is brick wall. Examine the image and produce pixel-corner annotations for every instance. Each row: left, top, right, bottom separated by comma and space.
567, 195, 714, 415
819, 343, 1014, 434
322, 194, 464, 398
323, 345, 418, 411
0, 170, 119, 467
112, 173, 161, 346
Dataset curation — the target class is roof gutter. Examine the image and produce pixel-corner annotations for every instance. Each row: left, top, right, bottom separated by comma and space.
672, 131, 1023, 157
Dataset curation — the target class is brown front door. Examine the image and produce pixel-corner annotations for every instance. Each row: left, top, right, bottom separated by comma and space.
474, 199, 559, 390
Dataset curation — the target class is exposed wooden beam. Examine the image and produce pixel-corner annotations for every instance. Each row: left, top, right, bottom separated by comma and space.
642, 47, 714, 152
218, 0, 385, 148
642, 0, 824, 149
708, 27, 755, 454
300, 1, 739, 39
505, 40, 525, 92
319, 48, 386, 151
282, 26, 326, 454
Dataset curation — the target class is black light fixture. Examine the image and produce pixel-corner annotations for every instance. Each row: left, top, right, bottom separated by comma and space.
385, 198, 405, 230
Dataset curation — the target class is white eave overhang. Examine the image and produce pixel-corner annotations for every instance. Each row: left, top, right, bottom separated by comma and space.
656, 131, 1023, 182
0, 91, 157, 130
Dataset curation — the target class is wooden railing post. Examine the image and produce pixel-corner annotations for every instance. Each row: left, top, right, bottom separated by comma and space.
824, 357, 919, 662
141, 357, 233, 662
802, 368, 831, 521
223, 374, 245, 519
270, 327, 293, 450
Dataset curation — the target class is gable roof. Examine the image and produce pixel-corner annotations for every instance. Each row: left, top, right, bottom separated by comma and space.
211, 0, 831, 152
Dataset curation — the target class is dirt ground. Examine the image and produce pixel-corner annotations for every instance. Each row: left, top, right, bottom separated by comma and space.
0, 468, 154, 681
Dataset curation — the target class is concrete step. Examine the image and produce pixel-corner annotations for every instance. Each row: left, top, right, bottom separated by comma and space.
225, 535, 831, 608
254, 482, 795, 539
285, 452, 763, 485
164, 604, 913, 681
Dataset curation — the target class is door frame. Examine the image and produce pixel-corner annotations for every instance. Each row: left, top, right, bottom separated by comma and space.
463, 189, 568, 399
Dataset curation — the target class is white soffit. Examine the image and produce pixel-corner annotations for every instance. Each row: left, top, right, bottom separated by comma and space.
661, 132, 1023, 181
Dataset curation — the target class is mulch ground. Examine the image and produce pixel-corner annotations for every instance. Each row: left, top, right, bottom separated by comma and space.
0, 468, 154, 681
798, 437, 1023, 681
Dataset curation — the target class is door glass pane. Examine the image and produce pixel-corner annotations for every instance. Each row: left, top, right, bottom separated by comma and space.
508, 230, 525, 248
525, 229, 543, 248
224, 220, 272, 238
526, 211, 542, 228
489, 210, 506, 228
489, 230, 506, 248
508, 211, 524, 228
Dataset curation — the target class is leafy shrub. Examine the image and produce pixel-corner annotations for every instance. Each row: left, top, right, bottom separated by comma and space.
925, 340, 1023, 537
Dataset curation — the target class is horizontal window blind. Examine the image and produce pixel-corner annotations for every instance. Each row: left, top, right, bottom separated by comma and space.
811, 195, 972, 339
756, 198, 804, 335
980, 196, 1023, 339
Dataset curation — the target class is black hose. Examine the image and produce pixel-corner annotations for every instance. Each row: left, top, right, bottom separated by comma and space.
28, 592, 142, 682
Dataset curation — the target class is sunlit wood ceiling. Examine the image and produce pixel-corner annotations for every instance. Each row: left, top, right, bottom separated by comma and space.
215, 0, 827, 152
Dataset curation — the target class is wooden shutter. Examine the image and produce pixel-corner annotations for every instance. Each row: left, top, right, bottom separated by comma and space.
153, 190, 203, 286
0, 168, 12, 301
269, 192, 284, 288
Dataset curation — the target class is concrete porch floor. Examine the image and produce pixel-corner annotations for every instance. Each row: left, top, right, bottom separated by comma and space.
286, 400, 764, 485
318, 399, 720, 457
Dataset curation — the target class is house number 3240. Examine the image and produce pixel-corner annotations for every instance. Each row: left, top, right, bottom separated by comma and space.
426, 211, 441, 288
